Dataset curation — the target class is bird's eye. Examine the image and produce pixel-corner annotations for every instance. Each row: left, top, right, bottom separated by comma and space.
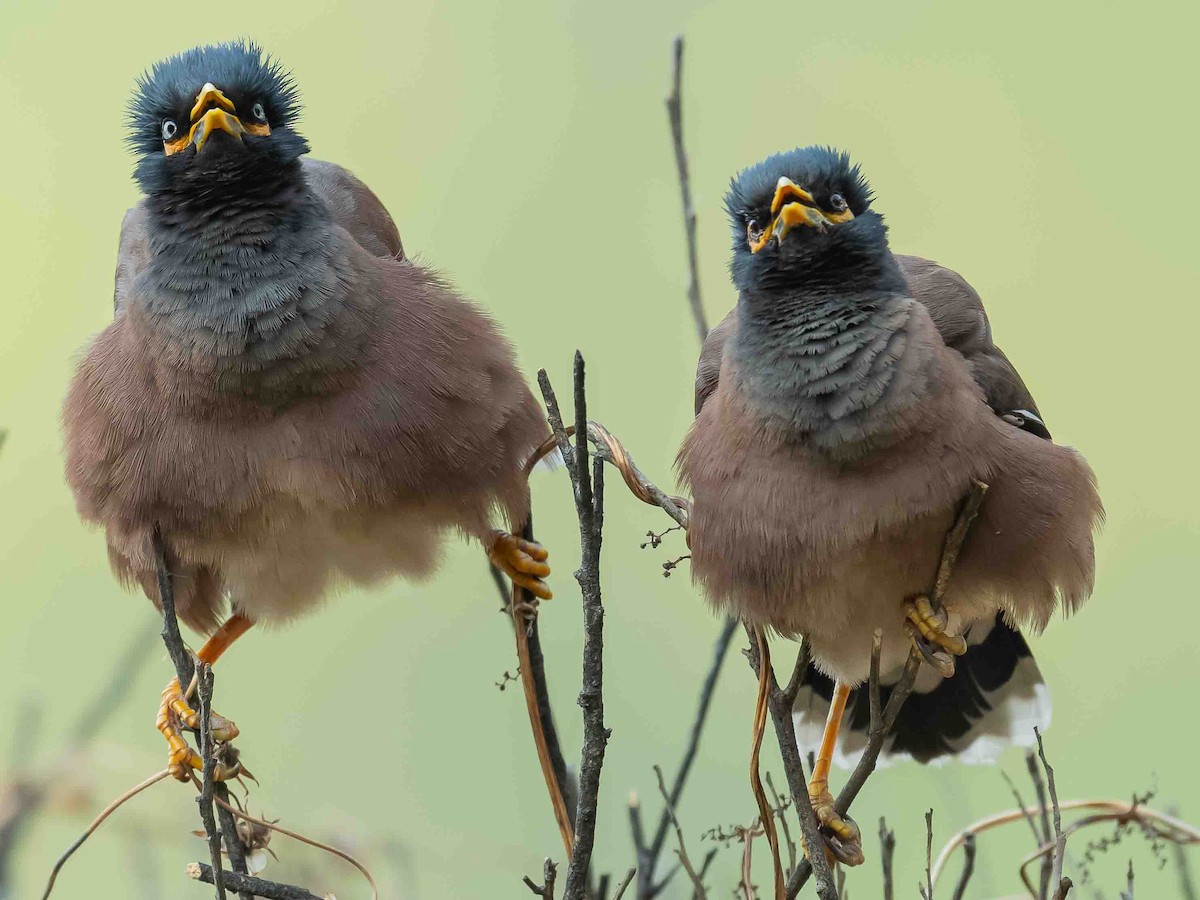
746, 218, 765, 247
161, 119, 179, 141
251, 102, 267, 122
828, 193, 848, 212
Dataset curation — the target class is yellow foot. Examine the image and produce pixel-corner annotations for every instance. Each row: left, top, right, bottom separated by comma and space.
904, 594, 967, 677
489, 530, 552, 600
805, 781, 864, 867
156, 676, 242, 783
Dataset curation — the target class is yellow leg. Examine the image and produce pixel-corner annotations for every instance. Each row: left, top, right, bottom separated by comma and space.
488, 530, 552, 600
156, 615, 253, 782
904, 595, 967, 677
806, 681, 865, 867
156, 677, 241, 782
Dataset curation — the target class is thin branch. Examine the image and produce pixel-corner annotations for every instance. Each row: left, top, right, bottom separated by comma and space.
1028, 749, 1055, 900
653, 765, 708, 898
931, 798, 1200, 889
195, 663, 226, 900
1119, 860, 1133, 900
1036, 729, 1069, 894
186, 865, 323, 900
665, 35, 708, 343
765, 771, 798, 876
742, 626, 837, 900
1173, 807, 1198, 900
1002, 769, 1044, 844
540, 357, 612, 900
634, 616, 738, 897
611, 868, 637, 900
878, 818, 896, 900
919, 809, 934, 900
41, 769, 172, 899
153, 533, 262, 900
950, 833, 975, 900
750, 627, 787, 900
525, 859, 559, 898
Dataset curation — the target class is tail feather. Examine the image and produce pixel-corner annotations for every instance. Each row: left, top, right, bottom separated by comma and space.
793, 613, 1050, 767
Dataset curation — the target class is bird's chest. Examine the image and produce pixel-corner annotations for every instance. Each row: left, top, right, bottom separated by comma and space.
680, 383, 972, 641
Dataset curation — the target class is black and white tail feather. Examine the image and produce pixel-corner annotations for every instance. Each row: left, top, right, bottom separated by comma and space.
793, 613, 1050, 767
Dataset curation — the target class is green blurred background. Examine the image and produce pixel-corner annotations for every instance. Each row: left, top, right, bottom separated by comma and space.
1, 0, 1196, 896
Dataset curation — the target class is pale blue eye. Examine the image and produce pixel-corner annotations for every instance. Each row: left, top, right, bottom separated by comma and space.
251, 102, 267, 122
161, 119, 179, 141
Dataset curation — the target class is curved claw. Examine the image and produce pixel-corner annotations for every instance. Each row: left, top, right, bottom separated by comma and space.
489, 531, 553, 600
807, 785, 865, 867
904, 594, 966, 677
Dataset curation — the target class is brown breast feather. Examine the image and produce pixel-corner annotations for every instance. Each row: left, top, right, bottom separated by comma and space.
680, 261, 1101, 682
65, 176, 544, 634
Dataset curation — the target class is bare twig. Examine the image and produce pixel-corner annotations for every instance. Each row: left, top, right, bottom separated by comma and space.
665, 35, 708, 344
765, 771, 798, 876
1036, 729, 1069, 893
919, 809, 934, 900
195, 663, 226, 900
950, 833, 975, 900
1173, 808, 1198, 900
1002, 769, 1044, 844
634, 616, 738, 898
1119, 860, 1134, 900
611, 868, 637, 900
750, 627, 787, 900
153, 531, 257, 900
186, 864, 323, 900
1028, 750, 1055, 900
653, 765, 708, 898
742, 626, 837, 900
41, 769, 172, 899
931, 798, 1200, 890
878, 818, 895, 900
525, 859, 560, 898
540, 356, 612, 900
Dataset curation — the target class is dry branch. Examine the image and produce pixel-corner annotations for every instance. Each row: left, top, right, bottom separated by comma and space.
152, 532, 324, 900
538, 356, 611, 900
878, 818, 895, 900
187, 864, 324, 900
665, 35, 708, 344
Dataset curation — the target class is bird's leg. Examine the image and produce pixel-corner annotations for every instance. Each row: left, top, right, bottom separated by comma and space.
805, 681, 865, 867
156, 615, 253, 782
903, 594, 966, 677
487, 530, 552, 601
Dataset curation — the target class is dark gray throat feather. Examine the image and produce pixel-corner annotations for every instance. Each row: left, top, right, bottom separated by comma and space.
136, 171, 363, 403
731, 287, 931, 455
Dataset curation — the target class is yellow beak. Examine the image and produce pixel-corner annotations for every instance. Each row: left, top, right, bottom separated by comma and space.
748, 177, 855, 254
163, 83, 268, 156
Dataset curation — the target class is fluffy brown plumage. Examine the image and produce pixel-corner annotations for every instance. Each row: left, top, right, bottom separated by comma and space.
64, 46, 546, 635
678, 148, 1102, 713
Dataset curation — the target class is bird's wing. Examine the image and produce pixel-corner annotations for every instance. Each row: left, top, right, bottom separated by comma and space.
895, 254, 1050, 438
694, 308, 736, 415
301, 158, 405, 260
114, 204, 151, 315
696, 257, 1050, 437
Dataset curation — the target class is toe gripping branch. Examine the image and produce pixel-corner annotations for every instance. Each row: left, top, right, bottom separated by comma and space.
157, 675, 242, 783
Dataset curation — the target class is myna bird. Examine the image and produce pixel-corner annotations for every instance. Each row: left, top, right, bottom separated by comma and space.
677, 146, 1102, 864
63, 41, 552, 781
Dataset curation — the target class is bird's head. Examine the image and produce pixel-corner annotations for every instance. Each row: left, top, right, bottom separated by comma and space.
127, 41, 308, 197
726, 146, 890, 294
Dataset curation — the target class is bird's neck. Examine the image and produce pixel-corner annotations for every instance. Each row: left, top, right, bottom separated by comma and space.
137, 169, 362, 401
731, 270, 931, 455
